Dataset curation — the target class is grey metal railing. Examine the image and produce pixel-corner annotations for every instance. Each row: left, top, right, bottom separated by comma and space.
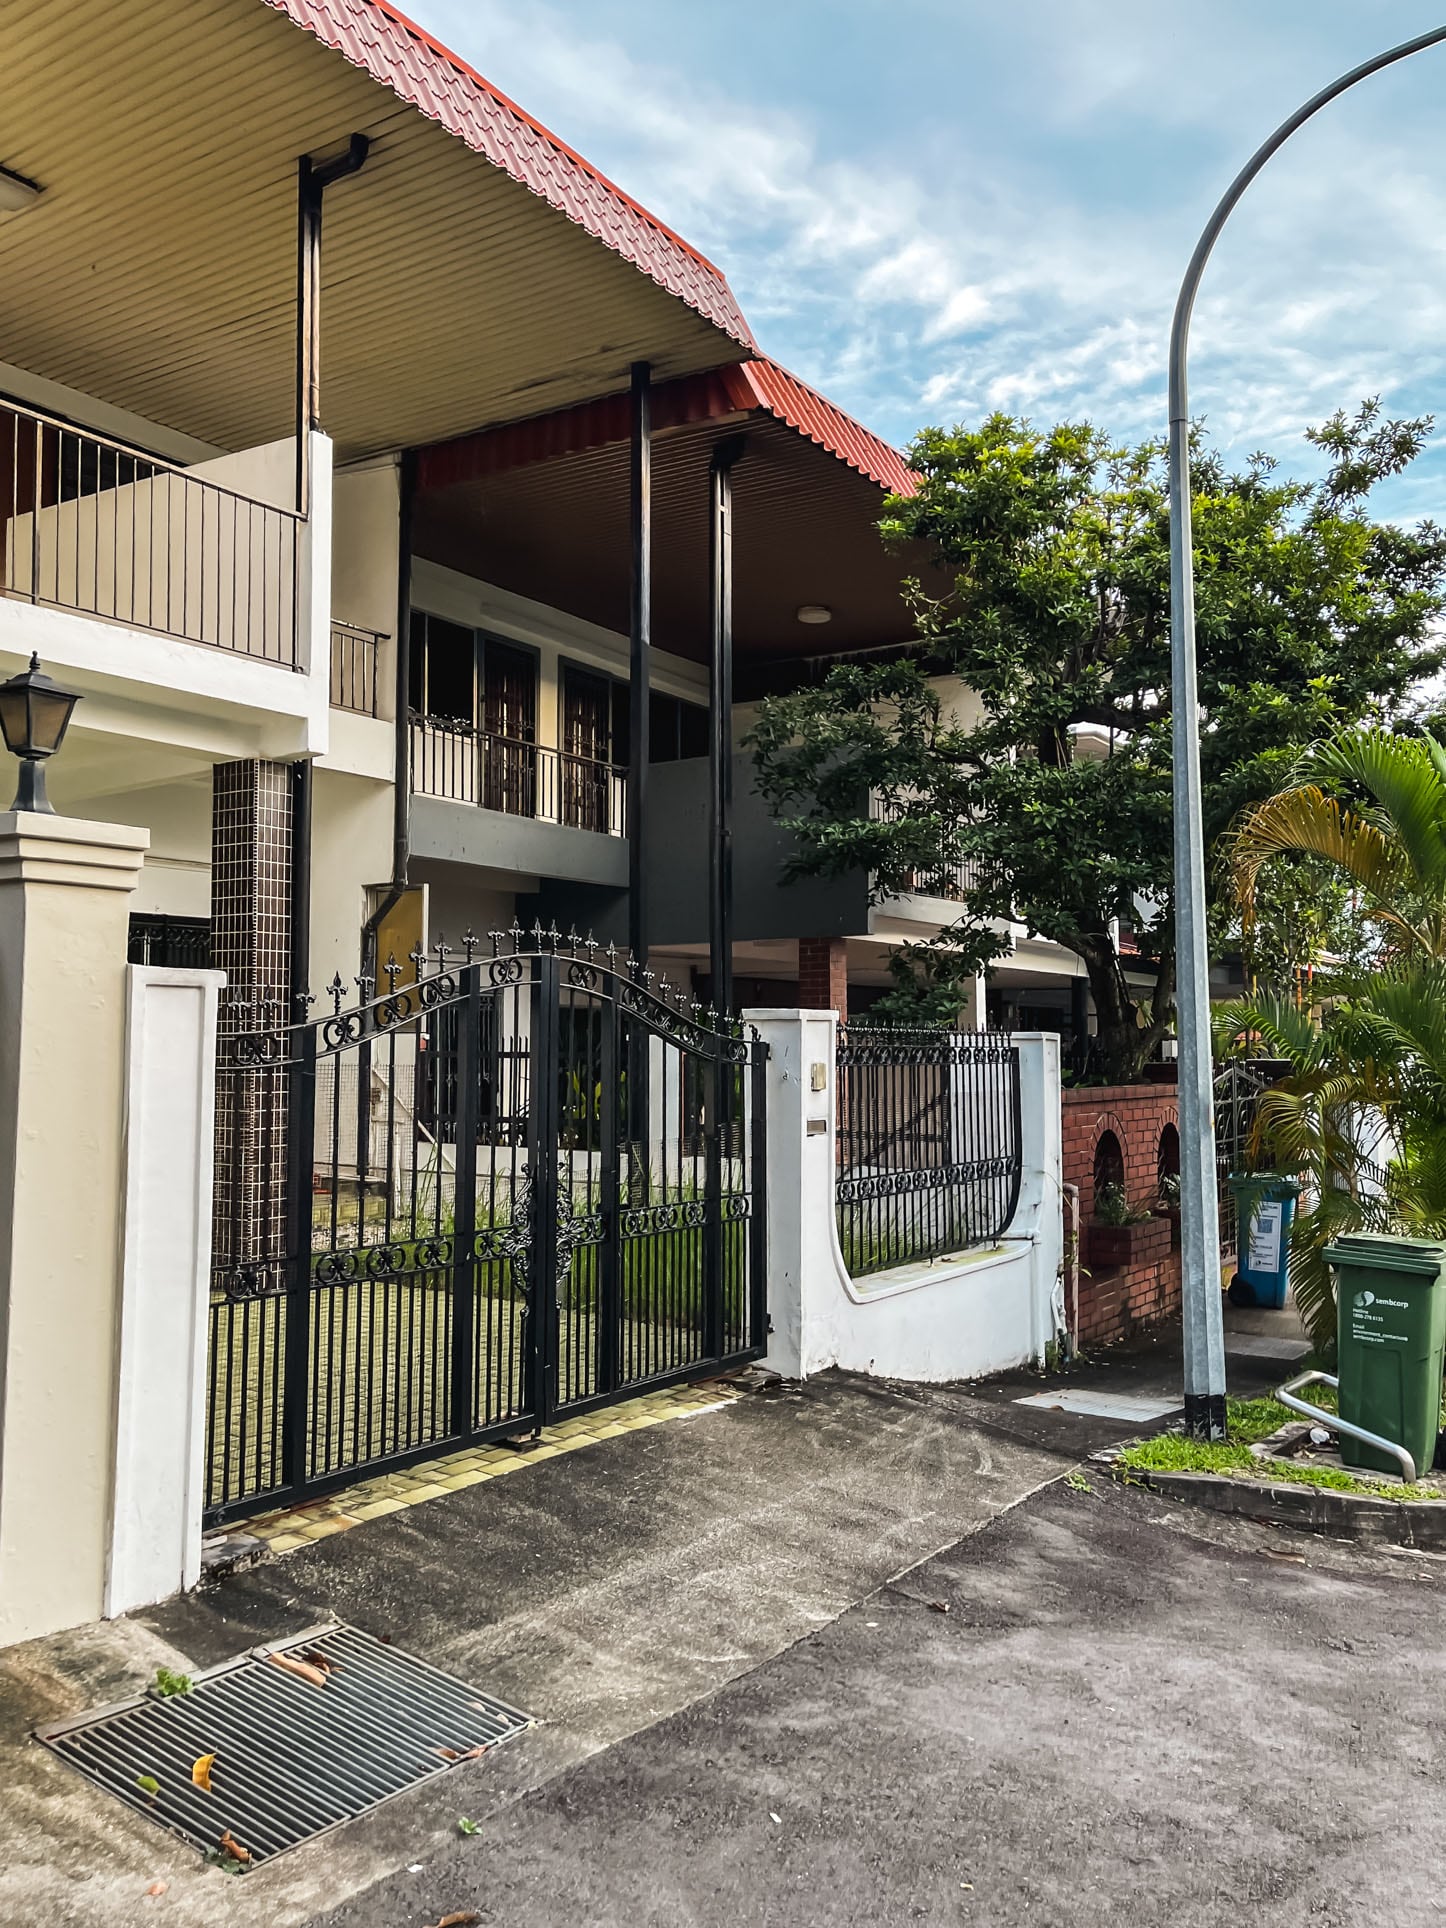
869, 791, 985, 901
0, 394, 302, 665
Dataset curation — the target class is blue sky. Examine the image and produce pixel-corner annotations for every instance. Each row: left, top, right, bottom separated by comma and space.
408, 1, 1446, 520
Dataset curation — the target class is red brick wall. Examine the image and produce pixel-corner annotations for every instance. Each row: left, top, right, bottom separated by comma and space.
798, 937, 849, 1017
1063, 1082, 1181, 1350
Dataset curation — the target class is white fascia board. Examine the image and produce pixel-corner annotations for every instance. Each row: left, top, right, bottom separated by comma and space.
412, 559, 709, 703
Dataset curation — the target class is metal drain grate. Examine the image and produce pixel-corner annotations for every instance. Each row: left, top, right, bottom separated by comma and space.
37, 1623, 531, 1865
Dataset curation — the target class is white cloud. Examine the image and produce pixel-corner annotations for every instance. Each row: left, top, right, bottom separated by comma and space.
411, 0, 1446, 511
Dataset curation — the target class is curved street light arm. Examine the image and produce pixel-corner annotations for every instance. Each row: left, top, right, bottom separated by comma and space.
1168, 25, 1446, 1436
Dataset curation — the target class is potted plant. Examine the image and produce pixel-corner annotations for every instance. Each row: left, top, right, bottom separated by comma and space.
1087, 1182, 1156, 1270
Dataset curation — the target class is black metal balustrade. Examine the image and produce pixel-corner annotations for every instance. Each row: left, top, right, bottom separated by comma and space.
330, 620, 385, 715
868, 792, 985, 901
0, 395, 302, 665
410, 715, 628, 835
835, 1021, 1022, 1279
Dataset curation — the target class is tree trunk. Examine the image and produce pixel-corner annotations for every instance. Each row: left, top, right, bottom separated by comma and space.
1074, 933, 1168, 1084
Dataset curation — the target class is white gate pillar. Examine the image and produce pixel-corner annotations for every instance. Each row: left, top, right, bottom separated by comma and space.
0, 812, 147, 1647
107, 965, 225, 1618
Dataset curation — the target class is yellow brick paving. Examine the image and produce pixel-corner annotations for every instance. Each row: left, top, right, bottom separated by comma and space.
236, 1380, 745, 1557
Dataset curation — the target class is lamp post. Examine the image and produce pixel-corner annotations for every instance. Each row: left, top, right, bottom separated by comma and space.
1169, 25, 1446, 1437
0, 654, 81, 813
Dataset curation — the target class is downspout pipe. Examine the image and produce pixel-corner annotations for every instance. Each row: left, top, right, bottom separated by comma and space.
360, 446, 417, 977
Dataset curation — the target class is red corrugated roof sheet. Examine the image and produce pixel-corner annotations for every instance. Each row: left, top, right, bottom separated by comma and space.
723, 361, 918, 497
265, 0, 756, 348
419, 359, 917, 496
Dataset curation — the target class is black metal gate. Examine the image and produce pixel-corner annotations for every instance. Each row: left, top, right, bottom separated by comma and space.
205, 933, 768, 1526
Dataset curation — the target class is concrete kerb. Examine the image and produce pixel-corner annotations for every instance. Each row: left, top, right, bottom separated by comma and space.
1093, 1441, 1446, 1549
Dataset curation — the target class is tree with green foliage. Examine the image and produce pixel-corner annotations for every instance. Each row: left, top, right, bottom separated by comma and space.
749, 403, 1446, 1080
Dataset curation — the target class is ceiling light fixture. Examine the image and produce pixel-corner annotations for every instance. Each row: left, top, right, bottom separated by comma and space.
796, 604, 833, 625
0, 165, 41, 213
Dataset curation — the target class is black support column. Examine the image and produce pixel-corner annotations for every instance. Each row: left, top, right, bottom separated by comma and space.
626, 361, 652, 970
707, 436, 744, 1016
294, 134, 369, 514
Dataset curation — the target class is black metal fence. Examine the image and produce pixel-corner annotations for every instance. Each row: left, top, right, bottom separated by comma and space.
330, 620, 385, 715
0, 394, 302, 664
411, 716, 627, 834
835, 1022, 1022, 1279
206, 932, 767, 1524
1214, 1057, 1289, 1261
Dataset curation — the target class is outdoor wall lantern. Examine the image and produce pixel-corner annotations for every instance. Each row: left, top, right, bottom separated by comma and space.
0, 654, 81, 813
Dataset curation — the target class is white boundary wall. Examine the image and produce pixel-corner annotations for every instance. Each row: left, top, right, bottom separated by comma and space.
746, 1010, 1064, 1384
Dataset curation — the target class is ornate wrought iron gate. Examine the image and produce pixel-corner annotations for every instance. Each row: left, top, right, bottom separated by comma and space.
205, 933, 768, 1526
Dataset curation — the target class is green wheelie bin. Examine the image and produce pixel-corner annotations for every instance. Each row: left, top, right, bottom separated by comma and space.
1326, 1234, 1446, 1480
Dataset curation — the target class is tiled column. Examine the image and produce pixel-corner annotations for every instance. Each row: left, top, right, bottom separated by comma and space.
797, 936, 849, 1018
210, 760, 293, 1295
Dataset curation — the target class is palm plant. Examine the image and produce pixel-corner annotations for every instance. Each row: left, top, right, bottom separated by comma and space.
1216, 727, 1446, 1359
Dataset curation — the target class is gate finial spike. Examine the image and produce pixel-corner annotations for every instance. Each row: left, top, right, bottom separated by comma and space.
462, 928, 479, 963
604, 939, 618, 968
354, 973, 375, 1003
509, 917, 523, 955
488, 928, 502, 959
408, 941, 427, 981
383, 952, 403, 992
566, 925, 581, 956
585, 931, 598, 960
530, 919, 545, 951
434, 934, 452, 971
328, 971, 347, 1014
293, 989, 316, 1019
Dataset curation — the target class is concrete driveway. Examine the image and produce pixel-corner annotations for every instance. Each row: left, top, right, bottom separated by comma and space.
312, 1475, 1446, 1928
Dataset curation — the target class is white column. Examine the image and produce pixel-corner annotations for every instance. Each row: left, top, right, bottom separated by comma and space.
1012, 1032, 1066, 1362
106, 966, 225, 1619
0, 812, 148, 1647
744, 1008, 846, 1379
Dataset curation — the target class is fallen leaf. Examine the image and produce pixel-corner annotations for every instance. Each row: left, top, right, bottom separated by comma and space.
459, 1745, 488, 1760
435, 1746, 460, 1761
267, 1652, 328, 1688
431, 1915, 481, 1928
456, 1817, 481, 1837
144, 1881, 169, 1900
295, 1646, 336, 1674
928, 1600, 951, 1615
135, 1774, 160, 1799
191, 1753, 216, 1793
218, 1829, 251, 1865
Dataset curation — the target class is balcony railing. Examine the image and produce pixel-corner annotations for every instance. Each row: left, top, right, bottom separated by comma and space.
330, 619, 385, 715
411, 715, 627, 836
0, 395, 302, 666
869, 792, 984, 901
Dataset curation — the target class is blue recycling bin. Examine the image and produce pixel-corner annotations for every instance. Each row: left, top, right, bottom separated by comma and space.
1227, 1174, 1300, 1308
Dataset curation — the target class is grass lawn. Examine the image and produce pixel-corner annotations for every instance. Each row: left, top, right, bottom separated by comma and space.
1115, 1393, 1441, 1503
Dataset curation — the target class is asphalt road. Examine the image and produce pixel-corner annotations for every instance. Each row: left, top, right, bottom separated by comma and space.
311, 1476, 1446, 1928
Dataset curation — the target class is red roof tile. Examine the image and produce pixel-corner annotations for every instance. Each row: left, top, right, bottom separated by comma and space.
726, 361, 918, 496
265, 0, 756, 348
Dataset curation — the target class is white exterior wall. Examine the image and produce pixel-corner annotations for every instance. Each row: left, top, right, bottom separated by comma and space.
748, 1009, 1064, 1385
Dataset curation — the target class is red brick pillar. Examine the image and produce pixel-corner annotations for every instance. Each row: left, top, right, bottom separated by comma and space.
798, 936, 848, 1017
